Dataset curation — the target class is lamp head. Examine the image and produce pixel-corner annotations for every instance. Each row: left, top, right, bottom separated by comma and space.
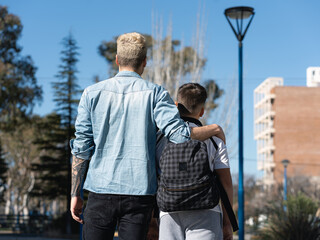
224, 6, 254, 20
224, 6, 255, 42
281, 159, 290, 168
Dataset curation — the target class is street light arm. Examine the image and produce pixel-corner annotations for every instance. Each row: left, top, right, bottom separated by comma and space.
225, 15, 240, 41
241, 13, 255, 42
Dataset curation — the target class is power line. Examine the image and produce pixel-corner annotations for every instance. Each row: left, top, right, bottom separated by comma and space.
231, 157, 320, 167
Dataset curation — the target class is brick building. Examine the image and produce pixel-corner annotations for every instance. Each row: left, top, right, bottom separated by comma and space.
254, 73, 320, 187
272, 86, 320, 183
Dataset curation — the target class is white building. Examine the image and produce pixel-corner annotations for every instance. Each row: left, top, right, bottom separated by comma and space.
253, 77, 283, 187
306, 67, 320, 87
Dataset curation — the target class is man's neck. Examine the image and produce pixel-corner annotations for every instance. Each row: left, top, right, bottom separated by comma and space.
119, 66, 143, 76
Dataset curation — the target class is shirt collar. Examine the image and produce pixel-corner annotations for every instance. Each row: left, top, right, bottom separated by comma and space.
180, 116, 203, 126
115, 71, 142, 79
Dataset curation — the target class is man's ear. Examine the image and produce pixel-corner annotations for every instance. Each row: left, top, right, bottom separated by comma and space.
175, 101, 178, 107
199, 107, 205, 117
116, 55, 120, 66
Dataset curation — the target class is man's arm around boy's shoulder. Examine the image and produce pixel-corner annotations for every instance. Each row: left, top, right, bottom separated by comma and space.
190, 124, 226, 143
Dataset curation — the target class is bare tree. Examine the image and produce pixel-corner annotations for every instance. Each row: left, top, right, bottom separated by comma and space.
145, 11, 238, 157
210, 77, 238, 158
2, 122, 38, 216
144, 13, 207, 100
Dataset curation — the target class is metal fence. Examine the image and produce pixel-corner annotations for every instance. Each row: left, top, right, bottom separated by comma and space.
0, 214, 52, 234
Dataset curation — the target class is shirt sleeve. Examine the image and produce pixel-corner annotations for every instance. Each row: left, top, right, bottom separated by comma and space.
210, 136, 230, 170
153, 86, 190, 144
70, 89, 95, 160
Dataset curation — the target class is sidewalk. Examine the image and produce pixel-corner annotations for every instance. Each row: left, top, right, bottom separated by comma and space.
0, 233, 250, 240
0, 234, 119, 240
0, 234, 78, 240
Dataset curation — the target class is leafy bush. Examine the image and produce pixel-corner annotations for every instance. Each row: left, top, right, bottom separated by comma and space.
256, 193, 320, 240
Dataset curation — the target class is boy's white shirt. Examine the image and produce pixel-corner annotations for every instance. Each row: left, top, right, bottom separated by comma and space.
156, 121, 230, 217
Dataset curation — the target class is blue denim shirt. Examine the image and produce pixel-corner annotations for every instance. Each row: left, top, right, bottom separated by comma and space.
70, 71, 190, 195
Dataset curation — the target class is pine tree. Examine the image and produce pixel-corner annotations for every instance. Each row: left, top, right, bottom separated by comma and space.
32, 113, 68, 199
51, 33, 81, 233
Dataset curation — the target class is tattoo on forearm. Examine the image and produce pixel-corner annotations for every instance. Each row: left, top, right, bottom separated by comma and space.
71, 156, 89, 197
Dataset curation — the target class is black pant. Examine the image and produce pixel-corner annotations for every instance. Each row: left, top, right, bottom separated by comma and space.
83, 192, 155, 240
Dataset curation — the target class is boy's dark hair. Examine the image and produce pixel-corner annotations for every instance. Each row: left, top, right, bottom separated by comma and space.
177, 83, 207, 116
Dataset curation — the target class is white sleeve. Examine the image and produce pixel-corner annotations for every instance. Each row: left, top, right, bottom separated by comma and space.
210, 136, 230, 170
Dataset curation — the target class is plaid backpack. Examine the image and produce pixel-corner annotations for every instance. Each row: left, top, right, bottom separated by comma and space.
156, 137, 220, 212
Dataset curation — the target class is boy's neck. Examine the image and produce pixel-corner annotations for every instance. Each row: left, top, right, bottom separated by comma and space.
180, 115, 203, 126
181, 115, 200, 120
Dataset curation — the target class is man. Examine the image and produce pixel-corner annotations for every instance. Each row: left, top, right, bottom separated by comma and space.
70, 32, 225, 240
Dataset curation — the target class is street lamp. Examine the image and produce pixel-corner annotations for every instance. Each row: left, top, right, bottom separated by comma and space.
281, 159, 290, 202
224, 6, 255, 240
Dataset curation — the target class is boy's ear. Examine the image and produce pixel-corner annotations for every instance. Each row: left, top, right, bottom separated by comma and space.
175, 101, 178, 107
116, 55, 120, 66
199, 107, 205, 117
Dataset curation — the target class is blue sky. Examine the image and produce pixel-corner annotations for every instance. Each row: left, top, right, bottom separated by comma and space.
2, 0, 320, 178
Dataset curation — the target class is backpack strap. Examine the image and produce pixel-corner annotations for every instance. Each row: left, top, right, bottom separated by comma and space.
156, 132, 165, 145
209, 137, 238, 231
154, 131, 164, 219
209, 137, 218, 150
214, 171, 239, 232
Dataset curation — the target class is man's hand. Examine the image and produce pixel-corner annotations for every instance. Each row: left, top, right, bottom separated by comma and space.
70, 196, 84, 224
214, 125, 226, 144
190, 124, 226, 143
70, 155, 88, 224
223, 223, 233, 240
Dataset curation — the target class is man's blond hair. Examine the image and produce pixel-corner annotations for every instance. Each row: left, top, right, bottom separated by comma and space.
117, 32, 147, 70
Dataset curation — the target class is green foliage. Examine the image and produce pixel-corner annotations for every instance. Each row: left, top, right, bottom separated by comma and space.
0, 6, 42, 127
256, 193, 320, 240
32, 113, 68, 199
204, 80, 224, 110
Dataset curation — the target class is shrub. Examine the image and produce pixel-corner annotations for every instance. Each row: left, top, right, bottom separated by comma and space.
256, 193, 320, 240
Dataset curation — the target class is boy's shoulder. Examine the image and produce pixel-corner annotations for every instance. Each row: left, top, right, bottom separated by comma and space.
210, 135, 225, 147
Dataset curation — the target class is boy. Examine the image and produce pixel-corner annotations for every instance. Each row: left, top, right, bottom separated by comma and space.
156, 83, 234, 240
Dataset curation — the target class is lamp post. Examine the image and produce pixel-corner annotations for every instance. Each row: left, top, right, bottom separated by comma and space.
224, 6, 255, 240
281, 159, 290, 202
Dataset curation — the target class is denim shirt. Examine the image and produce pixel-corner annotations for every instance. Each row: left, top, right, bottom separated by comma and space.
70, 71, 190, 195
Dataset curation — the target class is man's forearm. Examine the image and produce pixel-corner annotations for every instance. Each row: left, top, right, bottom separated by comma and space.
71, 155, 89, 197
190, 124, 226, 143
